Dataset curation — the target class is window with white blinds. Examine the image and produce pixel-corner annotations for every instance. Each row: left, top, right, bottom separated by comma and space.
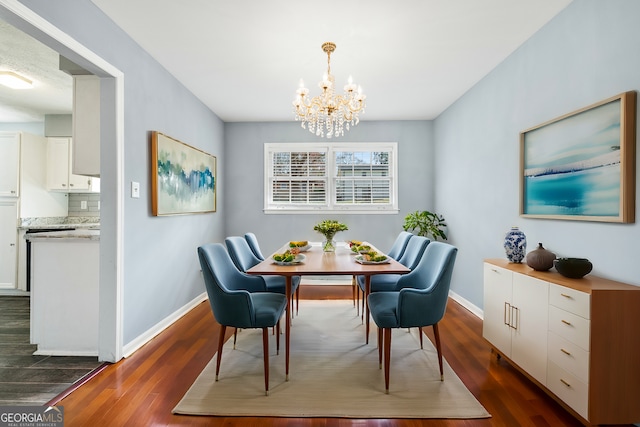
264, 142, 398, 213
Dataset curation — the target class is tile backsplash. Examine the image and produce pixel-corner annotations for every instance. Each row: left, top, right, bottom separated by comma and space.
68, 193, 100, 217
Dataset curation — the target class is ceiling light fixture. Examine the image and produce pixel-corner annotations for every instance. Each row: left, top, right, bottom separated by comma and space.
0, 71, 33, 89
293, 42, 366, 138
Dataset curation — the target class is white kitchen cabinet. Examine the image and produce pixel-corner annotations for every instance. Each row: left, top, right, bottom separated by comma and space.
46, 137, 99, 192
19, 133, 68, 218
1, 132, 67, 292
484, 259, 640, 425
72, 75, 100, 176
483, 263, 549, 385
0, 132, 20, 197
0, 201, 18, 289
29, 231, 99, 356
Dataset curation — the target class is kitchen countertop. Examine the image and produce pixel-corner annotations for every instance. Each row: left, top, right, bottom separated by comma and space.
19, 216, 100, 230
24, 229, 100, 241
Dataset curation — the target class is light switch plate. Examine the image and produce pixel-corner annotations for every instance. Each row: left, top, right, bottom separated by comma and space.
131, 181, 140, 198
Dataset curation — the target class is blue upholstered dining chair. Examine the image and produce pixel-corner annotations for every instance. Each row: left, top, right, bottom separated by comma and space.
353, 231, 414, 311
197, 243, 287, 395
386, 231, 413, 260
367, 241, 458, 393
356, 235, 430, 319
245, 232, 265, 261
225, 236, 301, 314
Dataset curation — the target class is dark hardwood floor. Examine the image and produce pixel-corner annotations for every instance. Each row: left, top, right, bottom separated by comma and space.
0, 296, 103, 406
53, 285, 630, 427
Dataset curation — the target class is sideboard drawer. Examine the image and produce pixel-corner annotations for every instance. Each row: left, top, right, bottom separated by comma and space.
548, 331, 589, 383
549, 284, 590, 319
548, 360, 589, 420
549, 306, 590, 351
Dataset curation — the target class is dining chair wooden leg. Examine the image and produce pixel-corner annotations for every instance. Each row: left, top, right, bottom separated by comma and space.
233, 328, 238, 349
351, 275, 356, 306
433, 323, 444, 381
383, 328, 392, 393
295, 286, 300, 315
419, 327, 424, 349
377, 327, 383, 368
216, 325, 227, 381
262, 327, 270, 396
365, 277, 371, 344
276, 319, 281, 355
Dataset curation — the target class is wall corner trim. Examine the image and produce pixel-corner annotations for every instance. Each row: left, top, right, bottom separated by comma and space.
449, 290, 483, 320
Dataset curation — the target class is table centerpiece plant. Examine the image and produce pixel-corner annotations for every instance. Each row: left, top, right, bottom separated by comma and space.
313, 220, 348, 252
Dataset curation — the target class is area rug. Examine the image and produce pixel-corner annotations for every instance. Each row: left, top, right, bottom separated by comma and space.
173, 300, 491, 419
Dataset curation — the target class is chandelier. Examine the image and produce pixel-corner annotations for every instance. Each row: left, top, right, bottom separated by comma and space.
292, 42, 366, 138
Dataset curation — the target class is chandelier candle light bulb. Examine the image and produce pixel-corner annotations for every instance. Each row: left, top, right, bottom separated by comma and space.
293, 42, 366, 138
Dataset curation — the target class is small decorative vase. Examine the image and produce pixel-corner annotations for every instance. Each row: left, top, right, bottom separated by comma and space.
322, 233, 336, 252
504, 227, 526, 263
526, 243, 556, 271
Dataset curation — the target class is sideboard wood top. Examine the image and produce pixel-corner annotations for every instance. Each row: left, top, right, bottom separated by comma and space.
484, 258, 640, 293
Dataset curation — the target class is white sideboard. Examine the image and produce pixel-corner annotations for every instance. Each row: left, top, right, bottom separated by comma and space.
483, 259, 640, 425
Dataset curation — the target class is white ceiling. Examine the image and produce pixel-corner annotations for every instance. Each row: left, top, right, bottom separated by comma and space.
0, 1, 573, 123
0, 20, 73, 122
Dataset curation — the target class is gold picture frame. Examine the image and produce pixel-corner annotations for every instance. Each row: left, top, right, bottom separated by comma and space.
520, 91, 636, 223
150, 131, 216, 216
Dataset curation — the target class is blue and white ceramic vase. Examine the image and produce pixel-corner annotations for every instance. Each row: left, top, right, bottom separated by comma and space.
504, 226, 526, 263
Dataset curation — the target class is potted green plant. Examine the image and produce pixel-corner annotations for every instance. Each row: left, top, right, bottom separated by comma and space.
313, 220, 348, 252
402, 210, 447, 241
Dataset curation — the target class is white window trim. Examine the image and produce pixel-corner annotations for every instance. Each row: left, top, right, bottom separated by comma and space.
264, 142, 399, 214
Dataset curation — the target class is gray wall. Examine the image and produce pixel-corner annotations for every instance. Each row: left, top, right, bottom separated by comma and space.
16, 0, 225, 346
435, 0, 640, 309
224, 120, 433, 256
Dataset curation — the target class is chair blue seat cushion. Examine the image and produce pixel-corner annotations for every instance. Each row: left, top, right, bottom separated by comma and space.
251, 292, 288, 328
367, 292, 400, 329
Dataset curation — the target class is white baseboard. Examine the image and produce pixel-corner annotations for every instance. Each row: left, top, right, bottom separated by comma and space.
123, 292, 207, 358
448, 290, 483, 320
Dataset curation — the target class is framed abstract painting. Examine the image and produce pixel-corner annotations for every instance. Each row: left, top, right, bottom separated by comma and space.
151, 131, 216, 216
520, 91, 636, 223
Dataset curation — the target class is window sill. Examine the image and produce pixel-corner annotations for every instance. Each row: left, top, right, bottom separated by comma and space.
264, 208, 399, 215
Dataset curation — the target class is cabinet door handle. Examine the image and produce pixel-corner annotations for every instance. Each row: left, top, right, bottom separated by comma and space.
10, 190, 16, 194
560, 293, 573, 299
561, 319, 572, 326
62, 183, 67, 187
510, 306, 519, 330
9, 243, 15, 247
560, 348, 572, 356
69, 183, 75, 187
504, 302, 511, 326
560, 378, 571, 388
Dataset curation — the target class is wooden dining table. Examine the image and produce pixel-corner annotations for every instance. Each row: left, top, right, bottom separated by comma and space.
246, 242, 410, 380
